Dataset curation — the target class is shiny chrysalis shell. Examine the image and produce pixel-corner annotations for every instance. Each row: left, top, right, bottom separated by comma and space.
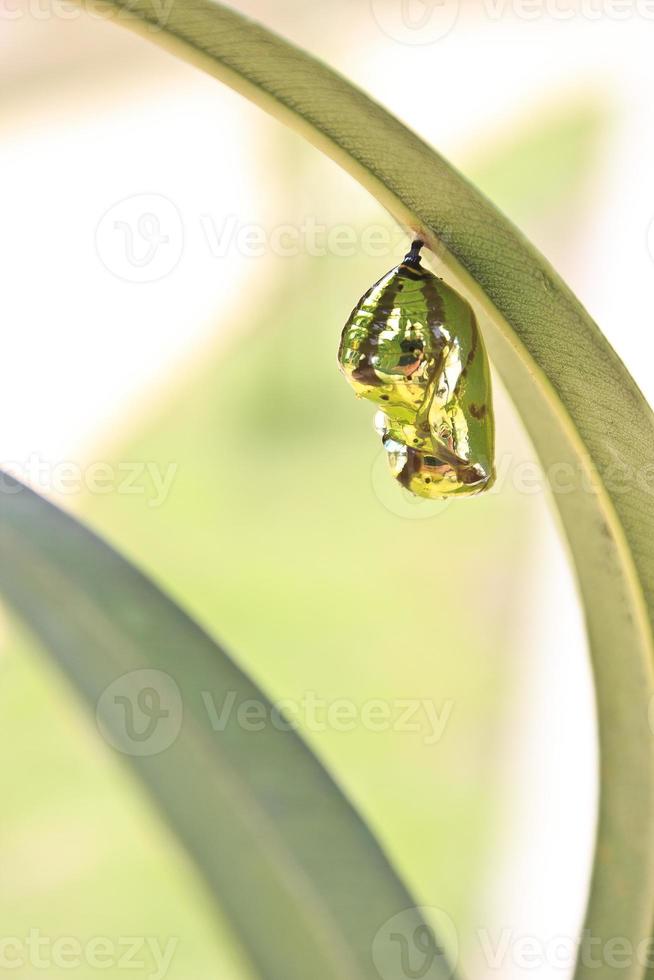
338, 241, 495, 499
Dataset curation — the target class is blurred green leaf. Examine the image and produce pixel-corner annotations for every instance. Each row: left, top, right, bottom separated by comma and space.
0, 475, 451, 980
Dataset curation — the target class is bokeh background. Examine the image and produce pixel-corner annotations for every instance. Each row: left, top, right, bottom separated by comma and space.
5, 0, 654, 977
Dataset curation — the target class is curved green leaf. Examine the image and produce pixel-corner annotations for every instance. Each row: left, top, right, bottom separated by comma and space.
75, 2, 654, 979
0, 473, 450, 980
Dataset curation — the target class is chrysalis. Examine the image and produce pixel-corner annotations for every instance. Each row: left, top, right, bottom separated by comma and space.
338, 240, 495, 499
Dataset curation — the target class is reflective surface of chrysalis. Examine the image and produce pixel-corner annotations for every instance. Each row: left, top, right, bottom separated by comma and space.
338, 241, 495, 499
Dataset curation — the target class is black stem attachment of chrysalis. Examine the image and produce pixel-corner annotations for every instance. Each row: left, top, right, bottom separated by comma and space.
403, 239, 424, 268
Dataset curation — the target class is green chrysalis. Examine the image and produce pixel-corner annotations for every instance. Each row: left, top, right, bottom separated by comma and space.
339, 240, 495, 499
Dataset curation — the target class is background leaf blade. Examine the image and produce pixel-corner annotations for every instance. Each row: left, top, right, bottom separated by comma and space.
0, 474, 453, 980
